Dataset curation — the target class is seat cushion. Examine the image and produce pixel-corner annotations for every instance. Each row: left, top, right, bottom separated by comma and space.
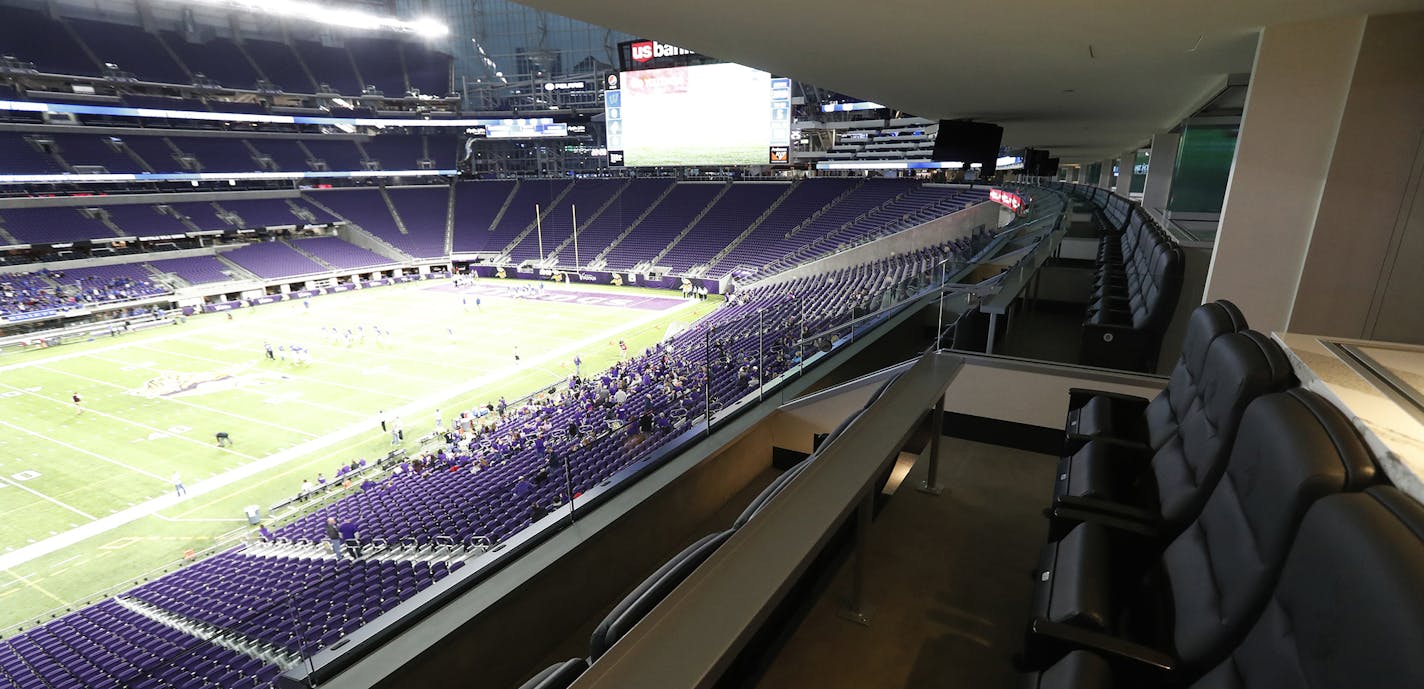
1075, 395, 1117, 438
1190, 488, 1424, 689
1073, 395, 1149, 445
1162, 514, 1259, 667
1145, 432, 1197, 527
1031, 650, 1115, 689
1062, 442, 1122, 502
1044, 523, 1114, 631
1142, 392, 1178, 450
1165, 389, 1376, 673
1149, 332, 1295, 531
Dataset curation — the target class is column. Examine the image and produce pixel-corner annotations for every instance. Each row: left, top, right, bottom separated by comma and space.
1097, 159, 1113, 189
1288, 12, 1424, 342
1202, 14, 1365, 332
1115, 149, 1139, 196
1141, 132, 1180, 213
1206, 11, 1424, 342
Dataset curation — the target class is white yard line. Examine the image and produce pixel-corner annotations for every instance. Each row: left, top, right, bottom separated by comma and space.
0, 280, 433, 376
128, 345, 418, 402
0, 323, 236, 375
152, 514, 249, 523
0, 416, 170, 482
0, 475, 96, 521
174, 332, 505, 376
29, 364, 321, 440
0, 300, 698, 573
80, 352, 369, 420
0, 381, 263, 461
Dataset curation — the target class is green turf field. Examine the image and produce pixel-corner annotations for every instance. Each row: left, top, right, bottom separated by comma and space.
0, 279, 719, 632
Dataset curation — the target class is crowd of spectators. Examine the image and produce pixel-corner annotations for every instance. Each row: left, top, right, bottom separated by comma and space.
0, 272, 69, 317
270, 235, 996, 550
1, 268, 167, 319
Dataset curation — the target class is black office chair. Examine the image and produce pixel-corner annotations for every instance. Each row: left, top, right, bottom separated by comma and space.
1050, 331, 1294, 540
1027, 389, 1377, 675
1063, 300, 1248, 449
1025, 486, 1424, 689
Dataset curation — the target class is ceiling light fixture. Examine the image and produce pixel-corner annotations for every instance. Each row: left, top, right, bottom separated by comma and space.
172, 0, 449, 38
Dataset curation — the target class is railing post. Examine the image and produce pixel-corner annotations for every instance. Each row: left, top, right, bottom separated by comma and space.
838, 492, 876, 626
561, 447, 577, 522
704, 325, 712, 435
798, 295, 806, 377
918, 396, 946, 495
758, 308, 765, 401
936, 260, 946, 348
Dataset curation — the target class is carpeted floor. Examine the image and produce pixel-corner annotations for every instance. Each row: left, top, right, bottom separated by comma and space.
752, 438, 1056, 689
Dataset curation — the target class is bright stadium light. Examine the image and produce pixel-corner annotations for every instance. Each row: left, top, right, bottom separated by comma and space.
173, 0, 449, 38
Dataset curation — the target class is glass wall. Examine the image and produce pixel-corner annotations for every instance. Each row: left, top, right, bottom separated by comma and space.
1167, 124, 1240, 213
399, 0, 633, 111
1130, 150, 1149, 194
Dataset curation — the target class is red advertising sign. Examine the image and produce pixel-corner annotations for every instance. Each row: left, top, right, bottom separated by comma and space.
990, 188, 1024, 213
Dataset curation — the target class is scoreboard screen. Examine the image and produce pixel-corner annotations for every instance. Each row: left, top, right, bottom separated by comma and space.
605, 48, 790, 167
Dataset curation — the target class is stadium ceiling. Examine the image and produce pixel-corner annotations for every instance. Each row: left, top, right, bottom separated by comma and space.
510, 0, 1424, 161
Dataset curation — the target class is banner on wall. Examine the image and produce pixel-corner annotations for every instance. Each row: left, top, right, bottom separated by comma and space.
466, 265, 721, 294
989, 188, 1025, 213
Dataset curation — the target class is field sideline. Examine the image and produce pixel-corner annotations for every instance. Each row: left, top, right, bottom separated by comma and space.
0, 278, 719, 632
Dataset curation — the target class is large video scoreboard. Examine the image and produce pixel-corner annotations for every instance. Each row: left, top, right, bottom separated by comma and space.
605, 40, 791, 167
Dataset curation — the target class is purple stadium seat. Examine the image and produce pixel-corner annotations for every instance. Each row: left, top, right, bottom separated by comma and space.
149, 255, 237, 285
68, 18, 189, 85
220, 241, 326, 279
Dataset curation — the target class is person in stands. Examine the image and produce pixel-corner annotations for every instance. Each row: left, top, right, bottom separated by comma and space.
325, 517, 343, 558
338, 518, 361, 559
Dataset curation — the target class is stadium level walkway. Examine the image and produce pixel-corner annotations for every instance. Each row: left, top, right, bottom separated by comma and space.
752, 438, 1054, 689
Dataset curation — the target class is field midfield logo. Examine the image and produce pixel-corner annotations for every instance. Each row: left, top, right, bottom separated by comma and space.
631, 41, 692, 63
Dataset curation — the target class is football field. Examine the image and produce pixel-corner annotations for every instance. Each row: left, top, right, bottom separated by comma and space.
0, 279, 718, 631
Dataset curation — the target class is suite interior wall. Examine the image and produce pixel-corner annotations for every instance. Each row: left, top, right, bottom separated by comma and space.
1290, 12, 1424, 344
1203, 14, 1364, 333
